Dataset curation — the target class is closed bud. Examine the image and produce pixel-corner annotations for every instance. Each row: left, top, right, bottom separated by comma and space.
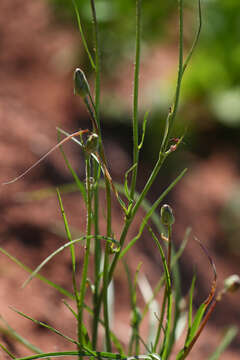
224, 274, 240, 293
160, 204, 175, 226
74, 68, 90, 98
85, 133, 99, 154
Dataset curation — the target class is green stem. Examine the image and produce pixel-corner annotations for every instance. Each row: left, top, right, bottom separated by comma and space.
102, 178, 112, 351
72, 0, 96, 70
78, 156, 92, 357
92, 163, 101, 346
89, 1, 102, 346
130, 0, 142, 199
161, 0, 184, 153
153, 225, 172, 353
90, 2, 113, 347
154, 288, 167, 352
90, 0, 101, 128
160, 225, 173, 359
56, 189, 81, 355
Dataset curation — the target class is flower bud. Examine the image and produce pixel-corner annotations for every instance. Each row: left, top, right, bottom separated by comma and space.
85, 133, 99, 154
224, 274, 240, 293
74, 68, 90, 98
160, 204, 175, 226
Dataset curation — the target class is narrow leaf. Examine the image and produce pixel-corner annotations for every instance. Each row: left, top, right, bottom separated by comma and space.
10, 307, 78, 345
0, 247, 74, 299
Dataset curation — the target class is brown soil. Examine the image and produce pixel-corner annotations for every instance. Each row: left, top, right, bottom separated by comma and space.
0, 1, 239, 359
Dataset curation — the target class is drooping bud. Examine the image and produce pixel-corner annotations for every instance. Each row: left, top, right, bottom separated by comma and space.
85, 133, 99, 154
160, 204, 175, 226
224, 274, 240, 293
74, 68, 90, 98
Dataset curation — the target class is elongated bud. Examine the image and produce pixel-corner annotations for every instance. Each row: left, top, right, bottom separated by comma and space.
224, 274, 240, 293
74, 68, 90, 98
160, 204, 175, 226
85, 133, 99, 154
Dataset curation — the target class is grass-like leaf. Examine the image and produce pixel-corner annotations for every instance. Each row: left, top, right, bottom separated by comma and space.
0, 316, 45, 356
0, 248, 74, 299
0, 342, 16, 359
22, 235, 120, 288
72, 0, 95, 70
14, 351, 162, 360
10, 307, 78, 346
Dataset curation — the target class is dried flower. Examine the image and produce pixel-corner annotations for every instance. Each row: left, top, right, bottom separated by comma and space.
224, 274, 240, 293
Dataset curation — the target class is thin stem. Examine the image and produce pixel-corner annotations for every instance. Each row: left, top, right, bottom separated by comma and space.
167, 225, 172, 272
78, 156, 92, 357
72, 0, 96, 70
92, 164, 101, 345
102, 177, 112, 351
153, 225, 172, 353
160, 225, 173, 359
90, 0, 101, 128
89, 2, 113, 347
56, 190, 81, 351
154, 288, 167, 352
182, 0, 202, 75
161, 0, 184, 153
130, 0, 142, 199
172, 0, 184, 121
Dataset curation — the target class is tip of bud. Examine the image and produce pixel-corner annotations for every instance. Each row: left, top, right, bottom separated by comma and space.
160, 204, 175, 226
73, 68, 90, 98
224, 274, 240, 293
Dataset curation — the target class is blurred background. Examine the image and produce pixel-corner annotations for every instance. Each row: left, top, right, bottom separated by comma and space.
0, 0, 240, 358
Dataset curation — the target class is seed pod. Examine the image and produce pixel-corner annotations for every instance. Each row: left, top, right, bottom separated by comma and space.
160, 204, 175, 226
224, 274, 240, 293
74, 68, 90, 98
85, 133, 99, 154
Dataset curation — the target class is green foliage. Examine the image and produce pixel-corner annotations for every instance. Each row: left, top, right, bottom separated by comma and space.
0, 1, 239, 360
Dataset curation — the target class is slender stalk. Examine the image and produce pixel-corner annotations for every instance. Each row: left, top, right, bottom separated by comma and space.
92, 164, 101, 346
89, 0, 104, 347
172, 0, 184, 122
153, 225, 172, 353
56, 190, 82, 355
154, 289, 167, 352
72, 0, 96, 70
90, 0, 101, 127
78, 156, 92, 357
160, 225, 173, 359
167, 225, 172, 272
90, 1, 113, 347
102, 179, 112, 352
161, 0, 184, 153
130, 0, 142, 199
